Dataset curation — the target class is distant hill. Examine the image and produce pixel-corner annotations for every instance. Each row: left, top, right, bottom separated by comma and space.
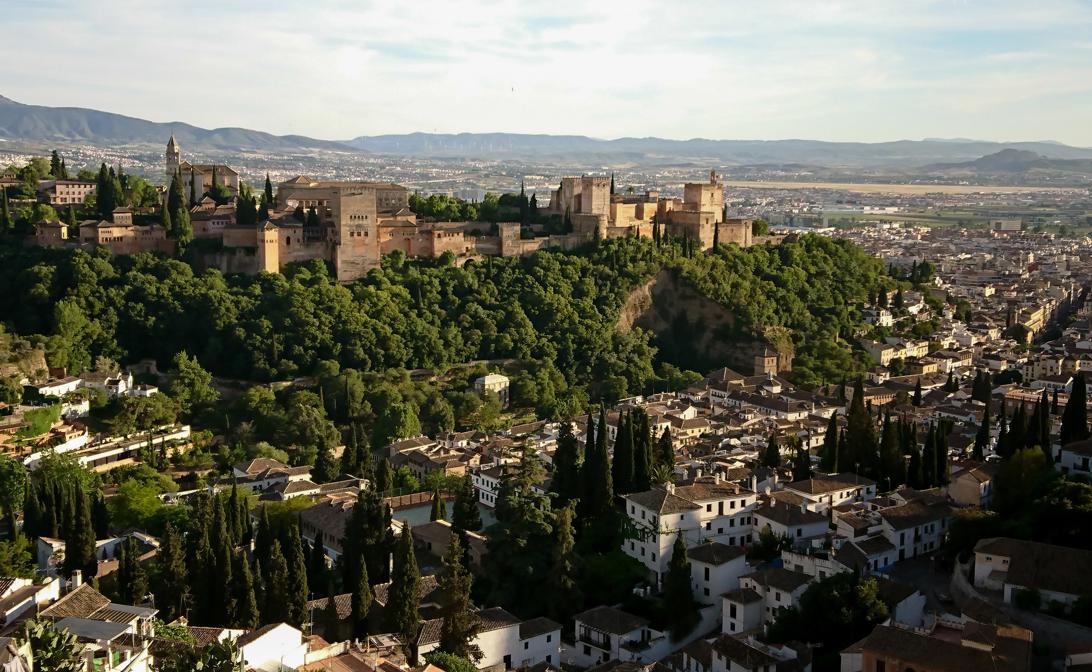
345, 133, 1092, 168
923, 148, 1092, 175
0, 95, 357, 154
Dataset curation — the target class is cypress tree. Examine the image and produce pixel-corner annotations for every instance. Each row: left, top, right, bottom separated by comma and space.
762, 435, 781, 468
611, 411, 635, 494
387, 527, 422, 663
0, 188, 11, 232
173, 207, 192, 251
945, 371, 956, 392
844, 379, 878, 476
546, 503, 582, 623
913, 378, 923, 406
314, 442, 337, 484
663, 534, 698, 640
631, 409, 652, 492
1052, 388, 1060, 415
63, 488, 97, 580
376, 458, 394, 494
935, 422, 950, 485
437, 534, 481, 662
791, 443, 811, 482
263, 540, 291, 624
996, 412, 1009, 459
430, 490, 446, 521
820, 413, 840, 472
712, 221, 720, 249
341, 425, 361, 477
452, 473, 482, 532
973, 405, 990, 460
921, 426, 937, 487
255, 506, 273, 566
879, 411, 902, 487
233, 551, 259, 629
908, 442, 924, 489
580, 406, 613, 519
284, 523, 310, 627
50, 150, 62, 178
188, 169, 196, 206
552, 421, 583, 504
349, 555, 370, 638
657, 427, 673, 471
1061, 372, 1089, 445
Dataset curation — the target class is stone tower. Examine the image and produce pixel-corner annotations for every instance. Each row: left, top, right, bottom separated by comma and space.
165, 135, 180, 178
754, 348, 778, 376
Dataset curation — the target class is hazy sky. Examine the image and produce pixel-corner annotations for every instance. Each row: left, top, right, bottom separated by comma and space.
5, 0, 1092, 145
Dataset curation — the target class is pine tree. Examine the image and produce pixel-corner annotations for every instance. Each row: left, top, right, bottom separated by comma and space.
1061, 371, 1089, 446
762, 435, 781, 468
820, 413, 840, 472
233, 551, 259, 629
430, 490, 446, 521
552, 422, 583, 504
387, 527, 422, 663
611, 412, 635, 494
663, 534, 698, 640
973, 405, 990, 460
437, 534, 481, 662
452, 473, 482, 533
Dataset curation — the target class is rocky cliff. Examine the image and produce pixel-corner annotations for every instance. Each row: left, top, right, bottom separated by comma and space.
618, 268, 792, 374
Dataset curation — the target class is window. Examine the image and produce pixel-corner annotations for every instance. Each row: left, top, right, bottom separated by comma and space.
704, 567, 710, 580
524, 642, 529, 650
547, 634, 552, 643
583, 646, 591, 656
652, 553, 656, 561
704, 588, 710, 596
730, 604, 737, 618
547, 656, 552, 664
775, 591, 782, 602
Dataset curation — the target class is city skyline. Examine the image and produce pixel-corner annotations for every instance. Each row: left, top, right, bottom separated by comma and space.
4, 0, 1092, 146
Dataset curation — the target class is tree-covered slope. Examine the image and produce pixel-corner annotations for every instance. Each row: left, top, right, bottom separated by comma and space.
0, 234, 885, 400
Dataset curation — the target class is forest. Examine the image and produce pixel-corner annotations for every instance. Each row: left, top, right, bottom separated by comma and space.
0, 233, 888, 404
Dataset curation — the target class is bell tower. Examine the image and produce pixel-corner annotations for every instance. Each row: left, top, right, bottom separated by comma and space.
165, 134, 180, 178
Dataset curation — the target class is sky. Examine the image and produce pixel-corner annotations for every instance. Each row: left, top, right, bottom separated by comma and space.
4, 0, 1092, 145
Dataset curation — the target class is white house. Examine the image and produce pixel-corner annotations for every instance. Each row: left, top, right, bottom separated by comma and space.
474, 373, 511, 406
1057, 438, 1092, 476
752, 501, 830, 544
973, 537, 1092, 608
569, 606, 663, 667
721, 568, 811, 634
782, 474, 877, 513
237, 623, 307, 672
0, 576, 61, 628
878, 499, 950, 561
622, 477, 757, 587
687, 542, 749, 603
36, 377, 82, 397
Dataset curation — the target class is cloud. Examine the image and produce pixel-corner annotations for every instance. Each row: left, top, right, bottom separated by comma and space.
1, 0, 1091, 144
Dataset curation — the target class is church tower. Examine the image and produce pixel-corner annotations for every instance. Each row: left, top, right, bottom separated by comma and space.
165, 135, 180, 178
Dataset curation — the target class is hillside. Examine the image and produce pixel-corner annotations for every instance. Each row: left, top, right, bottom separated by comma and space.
923, 148, 1092, 177
0, 95, 358, 153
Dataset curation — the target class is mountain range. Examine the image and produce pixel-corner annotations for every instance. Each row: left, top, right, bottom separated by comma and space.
3, 94, 1092, 172
0, 95, 352, 153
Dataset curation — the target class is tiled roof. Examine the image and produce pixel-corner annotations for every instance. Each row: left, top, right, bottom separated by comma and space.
686, 542, 746, 566
575, 605, 648, 635
40, 584, 111, 620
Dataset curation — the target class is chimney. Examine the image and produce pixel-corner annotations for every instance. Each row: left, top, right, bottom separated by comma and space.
694, 467, 703, 480
750, 475, 758, 492
666, 483, 676, 495
71, 570, 82, 589
713, 472, 722, 484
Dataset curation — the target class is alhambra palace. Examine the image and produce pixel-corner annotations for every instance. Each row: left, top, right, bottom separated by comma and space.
35, 137, 755, 281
